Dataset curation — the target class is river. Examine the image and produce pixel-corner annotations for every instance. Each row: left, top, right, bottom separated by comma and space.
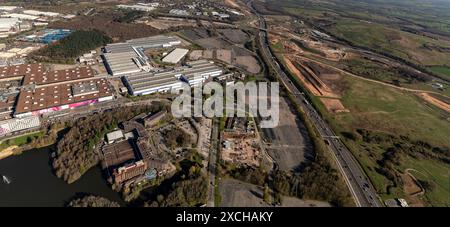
0, 146, 124, 207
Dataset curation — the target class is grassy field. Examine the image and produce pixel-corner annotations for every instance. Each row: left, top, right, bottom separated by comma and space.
337, 75, 449, 146
329, 19, 450, 66
402, 157, 450, 206
267, 0, 450, 67
266, 0, 450, 207
428, 66, 450, 79
322, 74, 450, 206
0, 131, 44, 151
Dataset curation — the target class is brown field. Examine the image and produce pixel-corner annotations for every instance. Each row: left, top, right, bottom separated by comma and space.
219, 29, 249, 44
419, 93, 450, 113
401, 169, 426, 207
219, 179, 330, 207
235, 56, 261, 74
141, 17, 198, 30
320, 98, 349, 113
283, 56, 337, 97
216, 49, 233, 64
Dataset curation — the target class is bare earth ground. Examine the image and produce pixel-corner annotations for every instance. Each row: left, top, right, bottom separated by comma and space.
189, 50, 203, 60
220, 179, 269, 207
224, 0, 252, 15
262, 97, 314, 172
220, 179, 330, 207
196, 38, 230, 49
320, 98, 350, 113
219, 29, 249, 44
0, 146, 18, 160
418, 93, 450, 113
216, 49, 232, 64
235, 56, 261, 74
283, 56, 349, 113
401, 169, 426, 207
283, 56, 322, 96
142, 18, 197, 30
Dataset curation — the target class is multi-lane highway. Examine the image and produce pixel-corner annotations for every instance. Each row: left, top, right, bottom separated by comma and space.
248, 0, 381, 207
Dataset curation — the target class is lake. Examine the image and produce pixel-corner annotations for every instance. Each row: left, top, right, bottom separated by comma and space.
0, 146, 124, 207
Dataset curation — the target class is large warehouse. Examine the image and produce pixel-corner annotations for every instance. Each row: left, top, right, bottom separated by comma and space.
0, 116, 40, 136
0, 63, 114, 118
103, 35, 182, 77
0, 17, 21, 32
162, 48, 189, 64
14, 78, 113, 118
123, 60, 223, 96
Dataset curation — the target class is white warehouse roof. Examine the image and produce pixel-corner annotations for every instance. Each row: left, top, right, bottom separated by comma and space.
23, 10, 60, 17
0, 116, 41, 136
162, 48, 189, 64
0, 17, 20, 29
2, 13, 38, 20
0, 6, 19, 11
106, 130, 124, 144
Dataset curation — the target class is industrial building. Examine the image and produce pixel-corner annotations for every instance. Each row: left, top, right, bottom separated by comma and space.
0, 63, 114, 118
0, 64, 94, 85
101, 117, 171, 185
103, 35, 182, 76
14, 78, 113, 118
38, 29, 72, 44
22, 66, 94, 85
0, 6, 19, 12
123, 60, 223, 96
0, 116, 40, 136
22, 10, 60, 17
162, 48, 189, 64
0, 93, 17, 116
1, 13, 39, 21
0, 17, 29, 38
0, 17, 20, 32
117, 4, 156, 12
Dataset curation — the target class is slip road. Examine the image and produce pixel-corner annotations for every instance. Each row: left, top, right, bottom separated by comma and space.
176, 211, 274, 224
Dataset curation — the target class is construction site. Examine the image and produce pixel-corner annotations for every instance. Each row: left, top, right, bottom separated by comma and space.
221, 117, 262, 168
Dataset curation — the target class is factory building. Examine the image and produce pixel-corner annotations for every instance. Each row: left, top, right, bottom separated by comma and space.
1, 13, 39, 21
14, 78, 113, 118
117, 4, 156, 12
0, 17, 20, 32
0, 6, 19, 12
0, 116, 40, 136
22, 10, 60, 17
103, 35, 181, 76
0, 63, 114, 118
162, 48, 189, 64
124, 60, 223, 96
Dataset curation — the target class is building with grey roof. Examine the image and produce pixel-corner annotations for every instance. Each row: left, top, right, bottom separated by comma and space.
103, 35, 182, 77
124, 60, 223, 96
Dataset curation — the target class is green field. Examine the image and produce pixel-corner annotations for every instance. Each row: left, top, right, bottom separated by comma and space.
402, 157, 450, 206
268, 0, 450, 67
322, 75, 450, 206
428, 66, 450, 79
338, 74, 449, 146
329, 19, 450, 66
0, 131, 44, 151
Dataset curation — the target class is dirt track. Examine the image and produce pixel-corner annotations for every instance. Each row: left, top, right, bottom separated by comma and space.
418, 93, 450, 113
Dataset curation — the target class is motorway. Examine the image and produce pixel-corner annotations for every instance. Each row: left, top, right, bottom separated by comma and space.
207, 118, 220, 207
248, 1, 381, 207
